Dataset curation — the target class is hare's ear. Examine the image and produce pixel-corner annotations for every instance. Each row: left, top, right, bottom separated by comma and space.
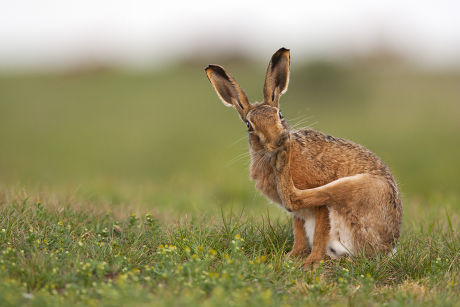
263, 48, 290, 107
205, 65, 250, 118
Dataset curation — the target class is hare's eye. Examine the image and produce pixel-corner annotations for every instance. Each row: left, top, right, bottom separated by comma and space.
245, 121, 253, 131
278, 110, 284, 119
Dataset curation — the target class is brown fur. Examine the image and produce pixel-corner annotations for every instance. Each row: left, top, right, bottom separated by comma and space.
306, 206, 331, 265
273, 134, 402, 257
205, 48, 402, 267
289, 215, 309, 257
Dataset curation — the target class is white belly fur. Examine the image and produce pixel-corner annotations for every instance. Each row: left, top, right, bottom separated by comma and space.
293, 207, 354, 258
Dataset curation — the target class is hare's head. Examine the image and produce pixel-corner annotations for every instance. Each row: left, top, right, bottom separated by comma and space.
205, 48, 290, 153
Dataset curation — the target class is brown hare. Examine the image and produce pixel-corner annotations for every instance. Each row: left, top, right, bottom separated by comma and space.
205, 48, 402, 268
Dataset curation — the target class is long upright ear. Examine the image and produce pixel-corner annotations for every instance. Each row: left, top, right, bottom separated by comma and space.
263, 48, 290, 107
205, 65, 250, 118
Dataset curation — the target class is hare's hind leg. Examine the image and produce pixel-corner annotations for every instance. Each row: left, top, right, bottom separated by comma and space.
279, 172, 397, 255
273, 147, 333, 212
281, 173, 379, 212
272, 144, 376, 212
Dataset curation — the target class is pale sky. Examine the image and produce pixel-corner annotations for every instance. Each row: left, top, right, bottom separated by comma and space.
1, 0, 460, 70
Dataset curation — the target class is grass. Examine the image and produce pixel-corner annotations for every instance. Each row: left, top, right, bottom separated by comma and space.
0, 191, 458, 306
0, 61, 460, 305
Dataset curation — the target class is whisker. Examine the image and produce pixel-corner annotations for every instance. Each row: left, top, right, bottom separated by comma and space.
289, 114, 313, 123
292, 121, 312, 130
228, 134, 248, 147
300, 120, 318, 130
292, 115, 314, 123
253, 153, 268, 171
290, 115, 317, 130
286, 113, 310, 122
227, 151, 251, 166
230, 152, 250, 162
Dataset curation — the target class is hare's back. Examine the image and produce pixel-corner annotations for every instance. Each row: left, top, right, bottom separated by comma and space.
290, 129, 397, 189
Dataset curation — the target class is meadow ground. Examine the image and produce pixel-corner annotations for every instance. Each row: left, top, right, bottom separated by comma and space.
0, 61, 459, 306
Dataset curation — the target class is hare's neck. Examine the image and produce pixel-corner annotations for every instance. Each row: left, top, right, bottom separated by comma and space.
249, 148, 270, 175
248, 146, 283, 205
247, 133, 276, 182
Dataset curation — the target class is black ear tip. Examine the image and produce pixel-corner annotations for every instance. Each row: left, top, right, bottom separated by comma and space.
274, 47, 290, 55
205, 64, 229, 79
205, 64, 217, 72
270, 48, 290, 67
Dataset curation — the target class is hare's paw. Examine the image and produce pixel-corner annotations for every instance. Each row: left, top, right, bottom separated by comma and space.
286, 248, 309, 259
303, 254, 324, 270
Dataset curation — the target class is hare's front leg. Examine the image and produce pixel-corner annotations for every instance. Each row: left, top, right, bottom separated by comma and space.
304, 206, 330, 268
288, 216, 309, 258
275, 163, 331, 266
271, 142, 330, 266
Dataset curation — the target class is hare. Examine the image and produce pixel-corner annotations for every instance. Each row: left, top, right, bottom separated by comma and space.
205, 48, 402, 267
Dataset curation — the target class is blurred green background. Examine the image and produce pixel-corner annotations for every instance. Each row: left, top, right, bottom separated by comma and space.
1, 59, 459, 216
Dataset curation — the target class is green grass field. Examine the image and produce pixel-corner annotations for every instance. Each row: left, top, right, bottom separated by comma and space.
0, 61, 459, 306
